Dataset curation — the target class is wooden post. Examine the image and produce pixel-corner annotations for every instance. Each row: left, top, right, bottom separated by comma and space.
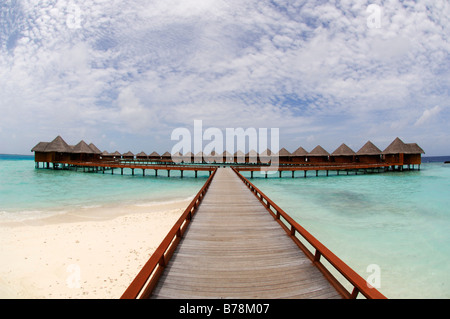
292, 171, 294, 178
121, 168, 123, 175
279, 171, 282, 178
131, 168, 134, 176
304, 170, 307, 178
181, 170, 184, 178
251, 171, 253, 179
195, 170, 197, 178
155, 169, 158, 177
316, 170, 318, 177
111, 167, 114, 175
168, 170, 170, 177
143, 169, 145, 176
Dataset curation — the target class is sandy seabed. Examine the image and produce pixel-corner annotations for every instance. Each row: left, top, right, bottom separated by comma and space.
0, 199, 190, 299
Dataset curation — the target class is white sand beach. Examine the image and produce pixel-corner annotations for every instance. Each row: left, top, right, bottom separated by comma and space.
0, 199, 190, 299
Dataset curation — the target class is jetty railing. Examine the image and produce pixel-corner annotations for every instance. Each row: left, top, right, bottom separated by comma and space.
121, 167, 217, 299
231, 167, 387, 299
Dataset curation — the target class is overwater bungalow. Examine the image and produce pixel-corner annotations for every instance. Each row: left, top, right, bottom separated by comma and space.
222, 151, 233, 163
161, 151, 172, 162
31, 142, 50, 163
172, 152, 183, 163
246, 150, 258, 164
122, 151, 135, 160
182, 151, 194, 164
148, 151, 161, 162
194, 151, 206, 163
331, 143, 356, 164
204, 151, 219, 163
136, 151, 148, 160
111, 151, 122, 160
71, 140, 98, 162
234, 151, 246, 164
101, 150, 113, 161
259, 149, 272, 164
31, 136, 73, 165
277, 148, 292, 164
383, 137, 425, 167
89, 145, 102, 162
307, 145, 330, 163
291, 146, 308, 164
356, 141, 382, 164
404, 143, 425, 166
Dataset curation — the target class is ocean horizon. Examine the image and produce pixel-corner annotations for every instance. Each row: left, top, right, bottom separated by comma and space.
0, 155, 449, 298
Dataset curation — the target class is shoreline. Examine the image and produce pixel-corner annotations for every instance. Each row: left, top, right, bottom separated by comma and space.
0, 198, 191, 299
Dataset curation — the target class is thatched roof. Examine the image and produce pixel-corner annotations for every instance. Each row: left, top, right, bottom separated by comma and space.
356, 141, 382, 155
72, 140, 96, 154
183, 151, 194, 157
122, 151, 134, 157
111, 151, 121, 157
308, 145, 330, 156
383, 137, 409, 154
136, 151, 148, 157
292, 146, 308, 156
148, 151, 160, 157
276, 147, 291, 156
31, 142, 49, 152
246, 149, 258, 157
234, 150, 245, 156
259, 149, 272, 156
331, 143, 355, 156
88, 143, 102, 154
161, 151, 172, 157
406, 143, 425, 154
101, 150, 111, 156
44, 136, 72, 153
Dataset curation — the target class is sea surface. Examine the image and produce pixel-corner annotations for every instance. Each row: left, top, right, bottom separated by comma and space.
0, 154, 449, 298
0, 154, 208, 222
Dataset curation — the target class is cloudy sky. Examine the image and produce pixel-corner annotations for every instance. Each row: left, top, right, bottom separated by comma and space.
1, 0, 449, 155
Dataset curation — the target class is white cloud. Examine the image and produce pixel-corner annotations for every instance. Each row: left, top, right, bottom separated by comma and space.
414, 105, 443, 127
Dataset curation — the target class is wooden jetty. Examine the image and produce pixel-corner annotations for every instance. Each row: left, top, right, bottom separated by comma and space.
121, 167, 386, 299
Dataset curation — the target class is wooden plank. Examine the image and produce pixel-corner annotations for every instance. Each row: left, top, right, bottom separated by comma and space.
150, 167, 343, 299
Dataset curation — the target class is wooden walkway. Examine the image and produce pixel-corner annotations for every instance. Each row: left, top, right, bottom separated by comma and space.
150, 167, 342, 299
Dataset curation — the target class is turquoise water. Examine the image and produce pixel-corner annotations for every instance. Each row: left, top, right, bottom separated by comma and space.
243, 161, 450, 299
0, 155, 207, 221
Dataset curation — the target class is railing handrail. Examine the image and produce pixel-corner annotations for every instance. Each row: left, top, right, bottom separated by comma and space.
233, 162, 401, 171
231, 167, 387, 299
58, 160, 217, 170
121, 168, 217, 299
